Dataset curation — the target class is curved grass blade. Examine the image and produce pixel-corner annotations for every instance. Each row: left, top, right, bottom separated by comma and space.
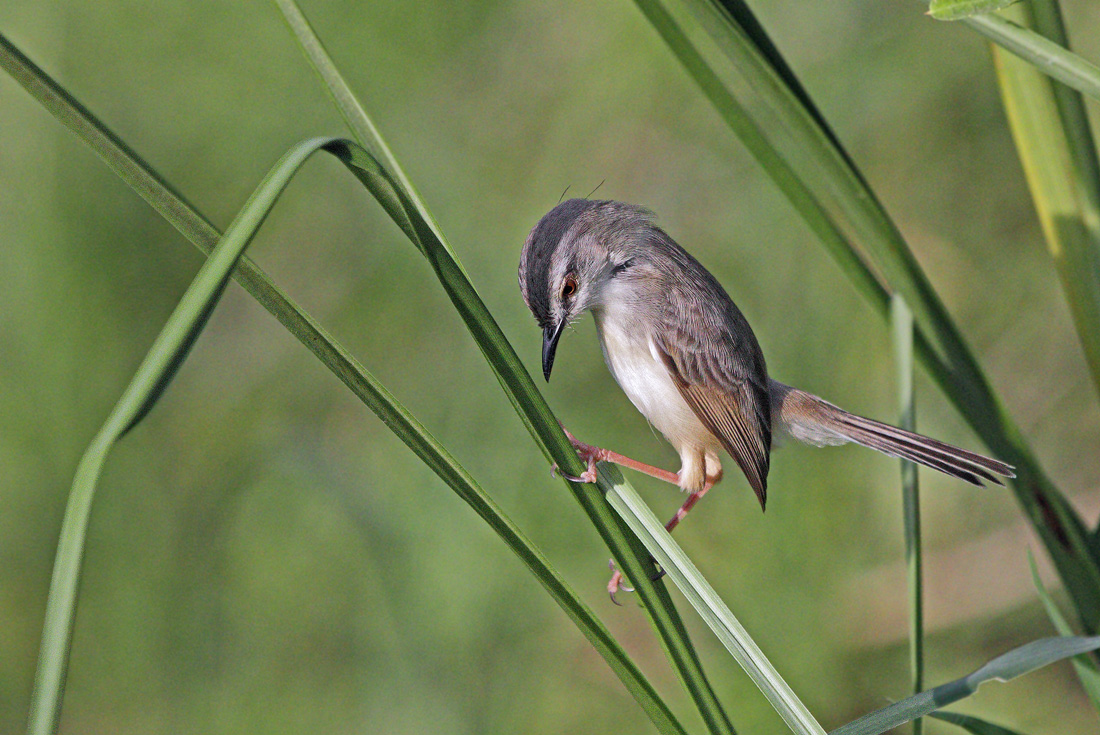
959, 12, 1100, 102
315, 149, 729, 727
928, 0, 1019, 21
633, 0, 1100, 634
1028, 552, 1100, 711
273, 5, 747, 733
929, 711, 1030, 735
271, 0, 454, 263
340, 126, 742, 735
892, 296, 924, 735
0, 40, 687, 735
28, 139, 328, 735
829, 636, 1100, 735
277, 1, 1100, 730
990, 2, 1100, 401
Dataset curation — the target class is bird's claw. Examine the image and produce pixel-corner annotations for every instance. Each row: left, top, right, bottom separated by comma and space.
607, 559, 635, 605
551, 458, 599, 484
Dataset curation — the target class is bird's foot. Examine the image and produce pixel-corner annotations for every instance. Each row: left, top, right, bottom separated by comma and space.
551, 453, 599, 484
606, 559, 667, 605
607, 560, 635, 605
555, 424, 682, 486
550, 427, 607, 484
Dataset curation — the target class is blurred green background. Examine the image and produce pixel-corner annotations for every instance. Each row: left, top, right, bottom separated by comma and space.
3, 1, 1099, 733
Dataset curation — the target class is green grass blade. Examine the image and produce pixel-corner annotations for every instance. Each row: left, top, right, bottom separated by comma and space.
273, 6, 744, 733
228, 137, 691, 735
271, 0, 456, 266
990, 2, 1100, 400
27, 139, 330, 735
602, 466, 826, 735
634, 0, 1100, 635
893, 296, 923, 735
1028, 552, 1100, 711
959, 12, 1100, 101
319, 149, 722, 735
929, 711, 1031, 735
632, 0, 890, 315
830, 636, 1100, 735
928, 0, 1019, 21
0, 39, 688, 735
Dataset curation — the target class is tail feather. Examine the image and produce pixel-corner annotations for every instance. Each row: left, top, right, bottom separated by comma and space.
770, 381, 1015, 487
832, 412, 1009, 486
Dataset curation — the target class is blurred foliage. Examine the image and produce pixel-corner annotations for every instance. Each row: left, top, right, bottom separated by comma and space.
2, 1, 1099, 733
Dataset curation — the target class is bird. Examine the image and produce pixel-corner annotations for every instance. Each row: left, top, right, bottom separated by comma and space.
518, 198, 1014, 601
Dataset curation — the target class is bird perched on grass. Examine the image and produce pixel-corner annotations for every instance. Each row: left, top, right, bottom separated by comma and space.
519, 199, 1014, 601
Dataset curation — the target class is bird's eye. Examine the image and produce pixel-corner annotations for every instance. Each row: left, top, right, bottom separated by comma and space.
562, 275, 577, 299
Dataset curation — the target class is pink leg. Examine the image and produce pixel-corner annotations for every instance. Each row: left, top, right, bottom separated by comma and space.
607, 468, 723, 604
555, 427, 681, 486
664, 467, 721, 533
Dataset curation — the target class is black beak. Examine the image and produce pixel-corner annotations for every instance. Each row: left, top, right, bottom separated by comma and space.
542, 321, 566, 381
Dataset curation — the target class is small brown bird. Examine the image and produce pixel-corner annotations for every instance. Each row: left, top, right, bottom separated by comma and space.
519, 199, 1014, 600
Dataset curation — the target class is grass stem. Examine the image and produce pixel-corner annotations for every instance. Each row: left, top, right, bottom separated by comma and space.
893, 296, 923, 735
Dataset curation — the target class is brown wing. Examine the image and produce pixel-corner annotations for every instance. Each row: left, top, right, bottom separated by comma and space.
656, 341, 771, 508
649, 238, 772, 508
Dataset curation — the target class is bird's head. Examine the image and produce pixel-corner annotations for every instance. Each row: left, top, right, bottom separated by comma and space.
518, 198, 652, 380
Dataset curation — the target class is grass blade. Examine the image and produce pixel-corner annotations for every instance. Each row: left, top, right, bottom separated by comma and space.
928, 0, 1019, 21
989, 2, 1100, 400
960, 12, 1100, 101
273, 5, 743, 733
829, 636, 1100, 735
0, 37, 687, 735
601, 466, 827, 735
271, 0, 455, 265
244, 137, 693, 735
1028, 552, 1100, 711
929, 711, 1031, 735
893, 296, 923, 735
27, 139, 332, 735
633, 0, 1100, 635
323, 141, 738, 735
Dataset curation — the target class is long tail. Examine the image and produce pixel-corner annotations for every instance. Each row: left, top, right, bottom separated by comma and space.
769, 381, 1015, 487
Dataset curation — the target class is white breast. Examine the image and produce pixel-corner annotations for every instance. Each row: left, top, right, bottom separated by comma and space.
591, 305, 717, 454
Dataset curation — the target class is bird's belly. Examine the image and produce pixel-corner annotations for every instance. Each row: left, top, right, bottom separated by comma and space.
594, 318, 715, 451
